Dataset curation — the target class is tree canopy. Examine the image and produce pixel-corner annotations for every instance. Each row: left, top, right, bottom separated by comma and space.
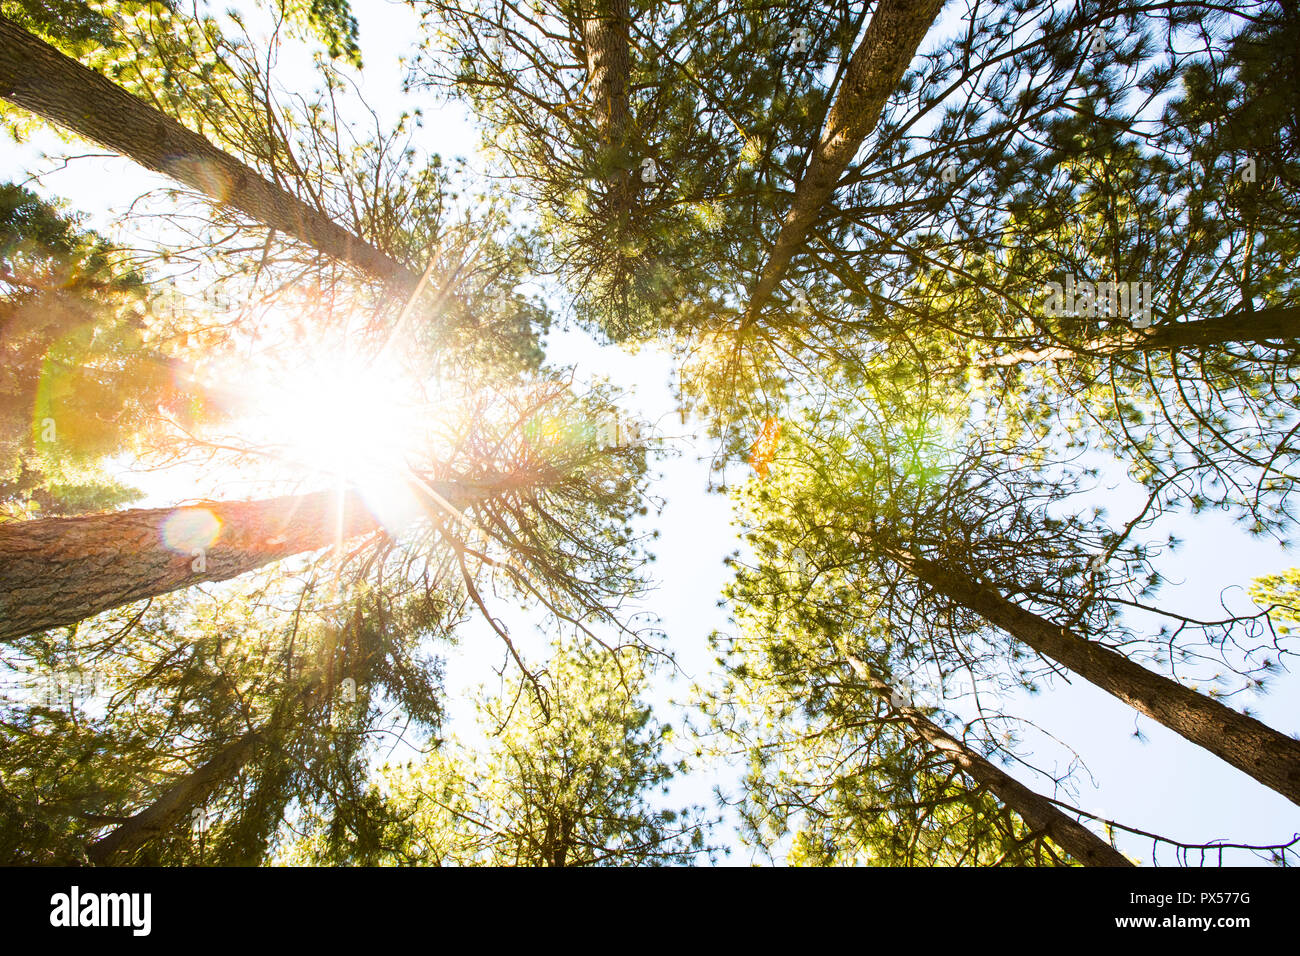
1, 0, 1298, 868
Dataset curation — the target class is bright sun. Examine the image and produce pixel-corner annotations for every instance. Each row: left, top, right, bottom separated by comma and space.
268, 359, 420, 478
212, 351, 438, 531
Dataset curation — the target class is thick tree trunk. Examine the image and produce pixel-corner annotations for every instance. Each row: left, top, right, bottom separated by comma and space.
846, 656, 1133, 867
892, 550, 1300, 806
743, 0, 947, 323
0, 475, 495, 642
980, 304, 1300, 367
580, 0, 630, 149
580, 0, 633, 216
0, 489, 374, 641
84, 728, 266, 865
0, 16, 416, 287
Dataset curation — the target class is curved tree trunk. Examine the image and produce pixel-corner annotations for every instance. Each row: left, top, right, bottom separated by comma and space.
980, 304, 1300, 367
0, 15, 416, 287
743, 0, 947, 324
891, 549, 1300, 806
846, 656, 1133, 867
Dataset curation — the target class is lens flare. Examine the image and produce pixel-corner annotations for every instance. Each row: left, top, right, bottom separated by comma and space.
161, 508, 221, 553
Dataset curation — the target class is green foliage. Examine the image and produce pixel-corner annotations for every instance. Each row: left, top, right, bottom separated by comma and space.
1251, 567, 1300, 639
291, 642, 716, 865
0, 182, 196, 516
709, 619, 1078, 865
0, 0, 117, 52
282, 0, 363, 67
0, 569, 457, 865
5, 0, 1299, 868
405, 0, 856, 346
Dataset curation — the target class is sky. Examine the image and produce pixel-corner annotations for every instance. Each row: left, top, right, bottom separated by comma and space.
3, 0, 1297, 865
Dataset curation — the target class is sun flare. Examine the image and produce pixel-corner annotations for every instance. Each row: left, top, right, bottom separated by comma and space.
218, 352, 440, 531
265, 360, 421, 478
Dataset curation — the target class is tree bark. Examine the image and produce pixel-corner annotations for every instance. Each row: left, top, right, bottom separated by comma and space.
0, 477, 489, 642
743, 0, 947, 323
846, 656, 1133, 866
890, 549, 1300, 806
84, 728, 266, 865
0, 15, 417, 287
580, 0, 631, 150
979, 304, 1300, 367
580, 0, 633, 216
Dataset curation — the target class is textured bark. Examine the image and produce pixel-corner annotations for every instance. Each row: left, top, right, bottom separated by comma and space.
580, 0, 633, 216
0, 489, 377, 641
980, 305, 1300, 367
893, 550, 1300, 806
0, 16, 416, 287
85, 728, 266, 865
743, 0, 947, 323
580, 0, 631, 149
0, 475, 500, 642
846, 656, 1133, 867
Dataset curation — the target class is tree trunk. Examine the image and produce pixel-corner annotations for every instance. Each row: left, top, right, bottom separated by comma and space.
892, 550, 1300, 806
0, 16, 416, 287
0, 475, 495, 642
845, 656, 1133, 866
580, 0, 630, 149
84, 663, 348, 864
743, 0, 947, 323
0, 489, 374, 641
979, 304, 1300, 367
580, 0, 633, 216
84, 728, 266, 865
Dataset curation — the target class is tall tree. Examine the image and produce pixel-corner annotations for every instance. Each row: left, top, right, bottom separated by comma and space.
722, 367, 1300, 808
2, 568, 453, 864
0, 13, 417, 286
291, 641, 715, 865
842, 656, 1131, 866
705, 600, 1132, 865
741, 0, 947, 324
885, 548, 1300, 805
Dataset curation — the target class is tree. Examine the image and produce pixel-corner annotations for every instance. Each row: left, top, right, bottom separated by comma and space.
719, 365, 1300, 807
0, 181, 194, 517
406, 1, 858, 343
0, 488, 380, 643
845, 656, 1130, 866
0, 13, 416, 286
2, 564, 456, 865
748, 2, 1300, 528
291, 641, 715, 865
889, 548, 1300, 805
741, 0, 947, 323
705, 604, 1131, 864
